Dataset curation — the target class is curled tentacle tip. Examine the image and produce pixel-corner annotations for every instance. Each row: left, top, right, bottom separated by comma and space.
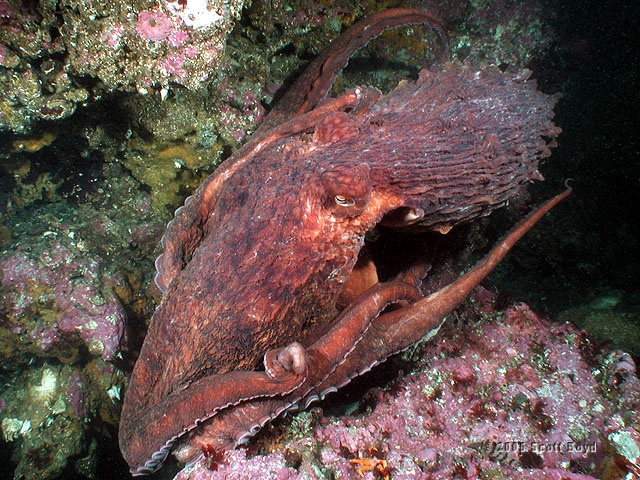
281, 342, 307, 375
563, 178, 575, 190
264, 342, 308, 379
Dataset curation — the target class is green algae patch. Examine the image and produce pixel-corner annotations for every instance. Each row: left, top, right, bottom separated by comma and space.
123, 136, 219, 212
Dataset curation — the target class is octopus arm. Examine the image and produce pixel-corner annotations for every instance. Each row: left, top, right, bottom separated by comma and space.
119, 344, 307, 475
173, 280, 423, 460
262, 7, 448, 130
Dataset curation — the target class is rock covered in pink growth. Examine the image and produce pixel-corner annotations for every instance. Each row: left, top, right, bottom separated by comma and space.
0, 0, 245, 132
174, 301, 640, 479
0, 239, 125, 361
168, 29, 190, 47
603, 413, 640, 476
213, 82, 266, 145
136, 9, 175, 42
176, 450, 298, 480
599, 352, 640, 475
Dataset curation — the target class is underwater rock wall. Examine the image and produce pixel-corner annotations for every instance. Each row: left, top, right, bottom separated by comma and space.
0, 0, 246, 133
1, 239, 125, 362
0, 361, 123, 479
0, 0, 555, 134
0, 184, 160, 478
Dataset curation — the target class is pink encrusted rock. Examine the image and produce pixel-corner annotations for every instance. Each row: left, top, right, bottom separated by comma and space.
173, 301, 640, 479
0, 241, 125, 361
136, 9, 175, 42
176, 450, 299, 480
0, 0, 245, 131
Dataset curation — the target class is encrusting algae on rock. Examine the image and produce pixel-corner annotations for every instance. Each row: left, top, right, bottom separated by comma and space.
123, 136, 217, 211
0, 0, 246, 133
0, 360, 125, 480
0, 157, 161, 477
0, 235, 125, 362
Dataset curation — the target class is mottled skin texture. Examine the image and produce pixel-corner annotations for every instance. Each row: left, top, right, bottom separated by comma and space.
119, 8, 565, 475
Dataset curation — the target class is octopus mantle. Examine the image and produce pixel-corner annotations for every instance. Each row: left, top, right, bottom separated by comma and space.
118, 8, 566, 475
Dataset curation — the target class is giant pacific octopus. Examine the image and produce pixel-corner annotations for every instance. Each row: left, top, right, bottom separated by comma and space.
119, 8, 570, 475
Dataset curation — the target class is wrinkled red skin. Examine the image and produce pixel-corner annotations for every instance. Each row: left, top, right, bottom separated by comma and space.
118, 8, 566, 475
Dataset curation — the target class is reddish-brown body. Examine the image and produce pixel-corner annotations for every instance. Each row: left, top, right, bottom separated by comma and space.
119, 9, 566, 475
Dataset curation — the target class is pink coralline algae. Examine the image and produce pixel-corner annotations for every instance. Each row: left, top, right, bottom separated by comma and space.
0, 241, 125, 361
213, 83, 266, 144
174, 299, 640, 480
136, 9, 175, 42
162, 53, 188, 80
0, 0, 245, 132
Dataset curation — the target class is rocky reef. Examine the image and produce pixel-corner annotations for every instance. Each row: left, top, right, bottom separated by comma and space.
0, 0, 245, 132
0, 173, 160, 478
1, 234, 125, 362
174, 298, 640, 480
0, 360, 124, 479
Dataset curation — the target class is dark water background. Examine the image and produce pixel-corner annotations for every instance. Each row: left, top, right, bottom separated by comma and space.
490, 0, 640, 316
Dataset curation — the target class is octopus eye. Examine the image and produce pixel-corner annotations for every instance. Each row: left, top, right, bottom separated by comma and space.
334, 195, 356, 207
